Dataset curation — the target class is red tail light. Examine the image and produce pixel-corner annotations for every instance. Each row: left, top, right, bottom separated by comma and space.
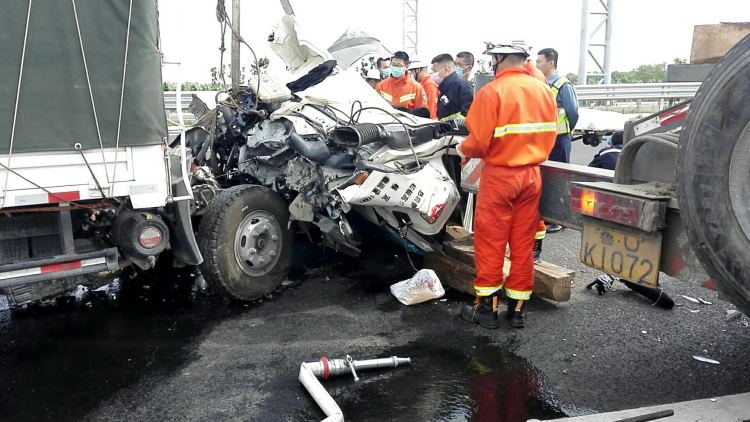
570, 186, 644, 228
138, 226, 163, 249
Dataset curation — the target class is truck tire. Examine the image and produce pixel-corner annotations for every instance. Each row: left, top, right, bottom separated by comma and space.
197, 185, 293, 301
677, 34, 750, 315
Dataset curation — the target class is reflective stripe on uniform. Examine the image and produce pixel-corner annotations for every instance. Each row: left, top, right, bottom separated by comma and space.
505, 287, 532, 300
380, 91, 393, 102
439, 112, 464, 121
535, 230, 546, 240
550, 76, 571, 135
474, 285, 502, 297
399, 93, 416, 103
493, 122, 557, 138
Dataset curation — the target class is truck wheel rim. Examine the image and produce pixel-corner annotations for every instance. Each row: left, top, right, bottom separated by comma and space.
234, 210, 283, 277
729, 122, 750, 241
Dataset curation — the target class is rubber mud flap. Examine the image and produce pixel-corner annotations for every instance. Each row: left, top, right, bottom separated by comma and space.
677, 34, 750, 315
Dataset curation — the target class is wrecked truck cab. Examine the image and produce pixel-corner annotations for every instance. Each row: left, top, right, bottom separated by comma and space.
185, 16, 463, 302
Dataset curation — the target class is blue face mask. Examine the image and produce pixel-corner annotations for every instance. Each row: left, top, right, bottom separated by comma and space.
381, 67, 391, 78
455, 67, 464, 78
390, 66, 405, 78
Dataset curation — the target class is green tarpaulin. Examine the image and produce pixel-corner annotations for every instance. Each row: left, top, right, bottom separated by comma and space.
0, 0, 167, 154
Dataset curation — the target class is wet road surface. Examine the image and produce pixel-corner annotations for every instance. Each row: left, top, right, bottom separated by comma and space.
1, 231, 749, 421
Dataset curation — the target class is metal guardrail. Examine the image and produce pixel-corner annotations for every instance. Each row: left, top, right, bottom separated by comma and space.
575, 82, 701, 101
163, 82, 702, 109
163, 91, 212, 109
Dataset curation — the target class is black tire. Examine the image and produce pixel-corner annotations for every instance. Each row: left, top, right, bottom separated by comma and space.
677, 34, 750, 315
197, 185, 293, 301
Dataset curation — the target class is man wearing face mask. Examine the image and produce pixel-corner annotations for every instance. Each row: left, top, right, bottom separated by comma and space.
408, 61, 438, 119
455, 51, 475, 83
377, 57, 391, 79
375, 51, 427, 113
456, 41, 557, 329
431, 54, 474, 121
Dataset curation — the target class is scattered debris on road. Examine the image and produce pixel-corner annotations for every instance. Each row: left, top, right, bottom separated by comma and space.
681, 295, 701, 304
390, 269, 445, 305
726, 310, 742, 322
692, 356, 720, 365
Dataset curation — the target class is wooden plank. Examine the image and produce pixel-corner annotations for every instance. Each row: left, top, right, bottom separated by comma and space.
423, 252, 475, 295
690, 23, 750, 64
445, 224, 472, 242
437, 236, 575, 302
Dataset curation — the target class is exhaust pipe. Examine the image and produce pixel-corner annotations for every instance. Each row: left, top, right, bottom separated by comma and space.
299, 355, 411, 422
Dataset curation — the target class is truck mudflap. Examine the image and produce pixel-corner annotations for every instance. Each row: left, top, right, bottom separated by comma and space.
0, 248, 118, 289
166, 153, 202, 266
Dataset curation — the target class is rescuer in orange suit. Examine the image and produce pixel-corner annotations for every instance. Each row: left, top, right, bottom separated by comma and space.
456, 41, 557, 329
408, 60, 439, 119
375, 51, 428, 114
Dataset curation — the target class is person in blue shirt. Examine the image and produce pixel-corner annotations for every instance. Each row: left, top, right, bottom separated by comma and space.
430, 54, 474, 120
536, 48, 579, 163
589, 130, 623, 170
536, 48, 579, 233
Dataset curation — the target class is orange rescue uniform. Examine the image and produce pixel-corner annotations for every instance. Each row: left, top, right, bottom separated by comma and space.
458, 66, 557, 300
419, 74, 439, 119
376, 74, 427, 111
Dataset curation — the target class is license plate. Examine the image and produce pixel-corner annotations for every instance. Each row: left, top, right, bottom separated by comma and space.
580, 222, 662, 287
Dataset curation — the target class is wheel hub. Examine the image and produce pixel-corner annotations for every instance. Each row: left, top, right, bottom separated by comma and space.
234, 210, 283, 277
729, 122, 750, 241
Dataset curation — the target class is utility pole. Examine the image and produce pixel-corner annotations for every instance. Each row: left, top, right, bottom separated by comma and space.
402, 0, 418, 56
578, 0, 614, 84
231, 0, 241, 91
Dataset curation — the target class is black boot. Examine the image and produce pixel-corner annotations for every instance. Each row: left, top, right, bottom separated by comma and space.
533, 238, 543, 263
460, 296, 500, 329
507, 299, 527, 329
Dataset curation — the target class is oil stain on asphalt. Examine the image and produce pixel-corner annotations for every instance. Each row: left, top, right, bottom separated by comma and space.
0, 238, 582, 422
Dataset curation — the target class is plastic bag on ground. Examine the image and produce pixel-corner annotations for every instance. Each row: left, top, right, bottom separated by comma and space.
390, 269, 445, 305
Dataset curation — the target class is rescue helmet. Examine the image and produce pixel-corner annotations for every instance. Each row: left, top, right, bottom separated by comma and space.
483, 41, 530, 58
407, 60, 428, 70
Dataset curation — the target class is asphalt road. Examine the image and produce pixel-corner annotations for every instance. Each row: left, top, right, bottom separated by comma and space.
1, 227, 748, 422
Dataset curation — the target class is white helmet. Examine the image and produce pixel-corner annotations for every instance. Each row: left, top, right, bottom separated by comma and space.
484, 41, 531, 57
407, 60, 427, 70
365, 68, 382, 80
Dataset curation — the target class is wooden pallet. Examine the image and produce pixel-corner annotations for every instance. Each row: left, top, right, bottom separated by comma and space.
424, 235, 575, 302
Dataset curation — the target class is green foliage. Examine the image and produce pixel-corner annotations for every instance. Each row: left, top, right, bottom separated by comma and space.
611, 63, 667, 83
163, 81, 224, 91
673, 57, 687, 64
565, 73, 578, 84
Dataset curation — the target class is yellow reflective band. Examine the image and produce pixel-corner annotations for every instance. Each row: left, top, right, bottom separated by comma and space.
439, 112, 465, 121
399, 93, 416, 103
535, 230, 546, 240
493, 122, 557, 138
380, 91, 393, 102
505, 288, 532, 300
474, 285, 502, 297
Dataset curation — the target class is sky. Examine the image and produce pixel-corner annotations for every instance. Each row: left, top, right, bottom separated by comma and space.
158, 0, 749, 83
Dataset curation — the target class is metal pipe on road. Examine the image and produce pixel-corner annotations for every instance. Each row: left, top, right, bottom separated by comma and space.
299, 355, 412, 422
